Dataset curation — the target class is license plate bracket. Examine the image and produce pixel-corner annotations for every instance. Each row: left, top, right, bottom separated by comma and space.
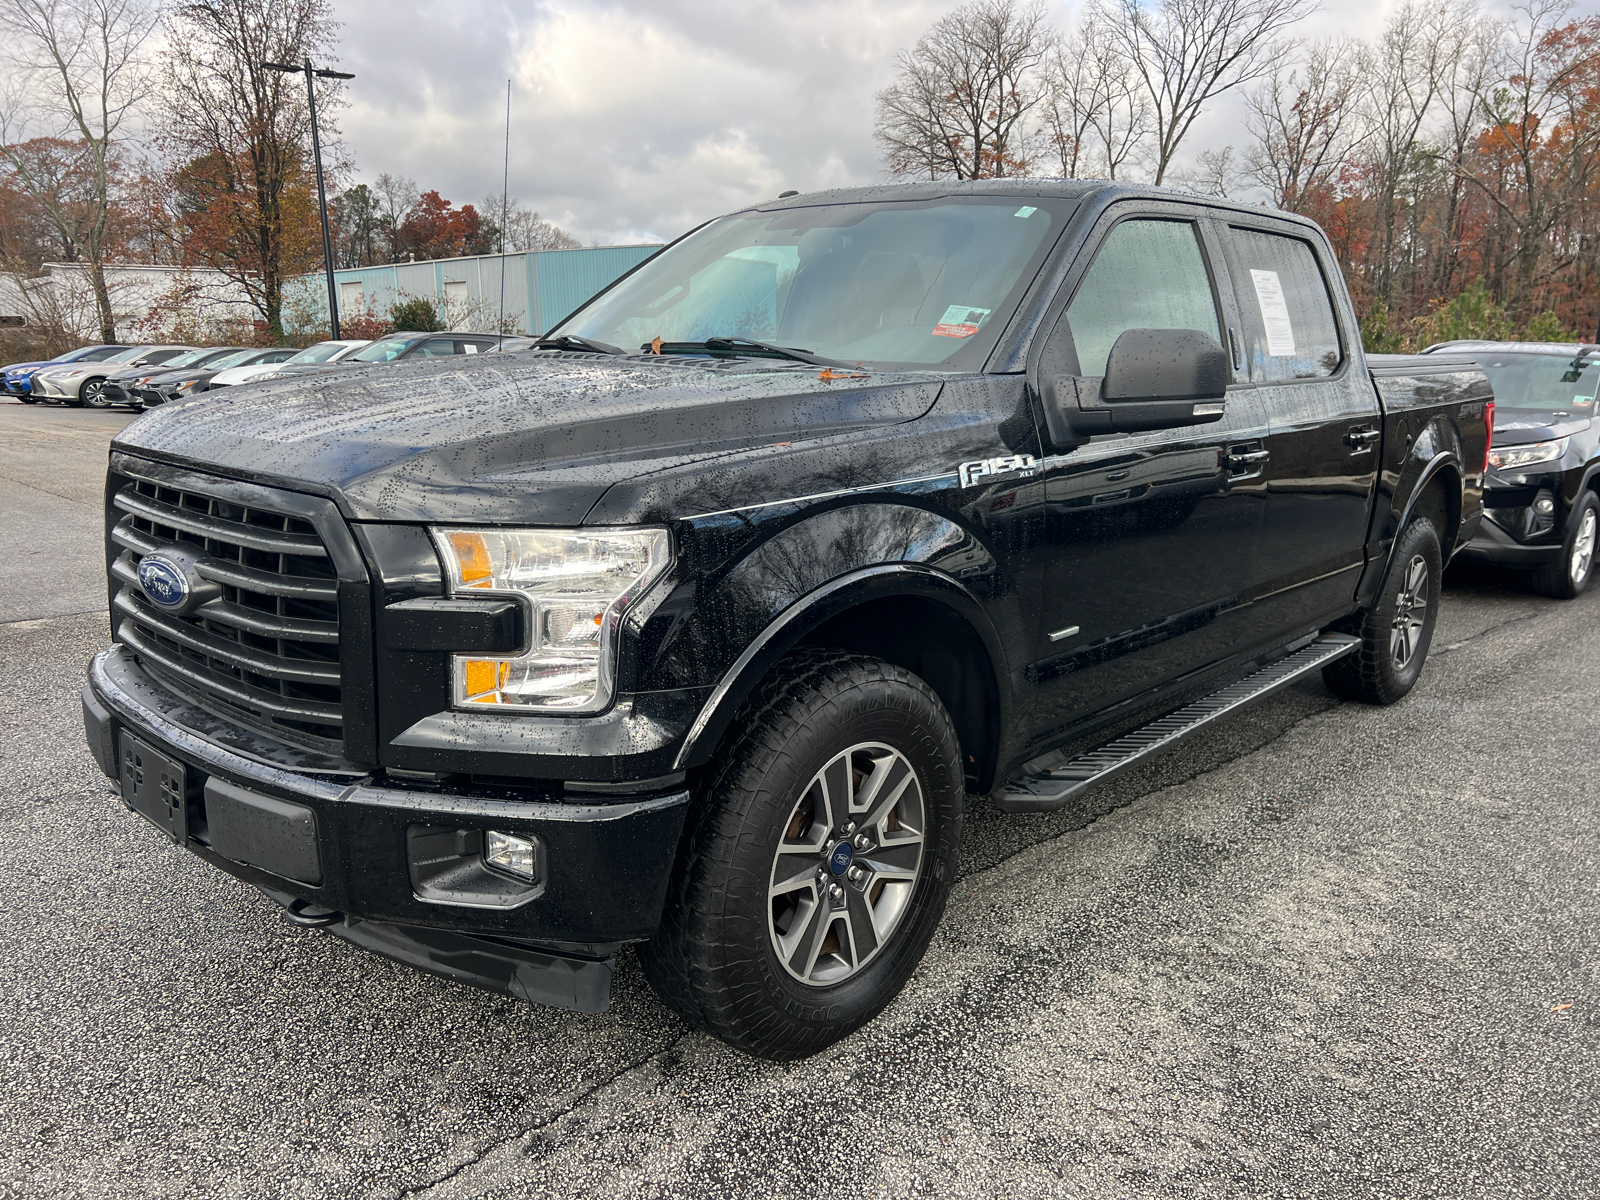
119, 732, 188, 843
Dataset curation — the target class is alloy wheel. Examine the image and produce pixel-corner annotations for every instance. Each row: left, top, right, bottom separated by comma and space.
767, 742, 926, 987
1390, 553, 1429, 670
1570, 507, 1597, 587
82, 380, 108, 407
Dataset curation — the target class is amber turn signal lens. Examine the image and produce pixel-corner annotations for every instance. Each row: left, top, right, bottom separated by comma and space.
446, 531, 494, 587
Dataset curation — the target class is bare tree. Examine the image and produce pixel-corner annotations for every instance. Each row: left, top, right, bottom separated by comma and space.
480, 195, 580, 252
1175, 144, 1238, 195
0, 0, 158, 341
1427, 8, 1504, 296
1040, 13, 1151, 179
372, 171, 416, 260
1243, 38, 1367, 212
1100, 0, 1315, 185
874, 0, 1052, 180
1359, 0, 1481, 306
161, 0, 342, 337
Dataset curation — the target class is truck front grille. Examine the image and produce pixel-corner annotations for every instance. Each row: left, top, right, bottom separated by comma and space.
109, 472, 345, 753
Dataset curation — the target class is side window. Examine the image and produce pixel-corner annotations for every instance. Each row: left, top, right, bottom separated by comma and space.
415, 338, 456, 358
1227, 228, 1341, 381
1062, 219, 1222, 377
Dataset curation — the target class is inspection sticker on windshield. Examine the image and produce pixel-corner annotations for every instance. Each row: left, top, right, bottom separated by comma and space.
1015, 206, 1038, 218
1249, 270, 1296, 357
934, 305, 991, 338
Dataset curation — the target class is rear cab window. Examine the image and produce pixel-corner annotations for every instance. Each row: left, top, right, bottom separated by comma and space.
1223, 227, 1343, 382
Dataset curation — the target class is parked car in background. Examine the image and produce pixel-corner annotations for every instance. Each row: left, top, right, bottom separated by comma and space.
209, 339, 370, 388
33, 346, 195, 407
3, 344, 128, 400
261, 331, 504, 379
133, 347, 300, 409
1434, 340, 1600, 597
100, 348, 250, 408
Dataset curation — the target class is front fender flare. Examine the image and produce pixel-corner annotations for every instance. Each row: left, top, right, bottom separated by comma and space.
671, 562, 1007, 771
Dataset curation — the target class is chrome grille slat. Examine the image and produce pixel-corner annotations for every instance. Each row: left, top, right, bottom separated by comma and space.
113, 489, 327, 556
112, 472, 345, 752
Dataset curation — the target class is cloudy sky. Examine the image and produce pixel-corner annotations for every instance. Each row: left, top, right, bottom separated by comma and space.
331, 0, 1574, 247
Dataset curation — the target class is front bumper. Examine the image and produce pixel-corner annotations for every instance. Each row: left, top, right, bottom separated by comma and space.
1454, 504, 1563, 567
84, 645, 690, 1011
32, 374, 75, 399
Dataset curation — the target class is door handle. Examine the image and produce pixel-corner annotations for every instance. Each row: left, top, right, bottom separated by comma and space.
1344, 426, 1381, 452
1225, 448, 1270, 472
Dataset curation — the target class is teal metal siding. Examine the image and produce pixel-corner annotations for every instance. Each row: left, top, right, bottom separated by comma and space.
304, 244, 660, 335
534, 246, 658, 333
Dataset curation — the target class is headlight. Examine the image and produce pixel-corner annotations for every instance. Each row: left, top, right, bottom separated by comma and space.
1489, 436, 1567, 470
433, 527, 671, 713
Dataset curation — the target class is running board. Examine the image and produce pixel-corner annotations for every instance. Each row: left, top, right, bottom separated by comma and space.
993, 633, 1360, 814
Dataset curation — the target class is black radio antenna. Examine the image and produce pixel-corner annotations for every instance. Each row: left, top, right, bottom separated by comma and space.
498, 79, 511, 351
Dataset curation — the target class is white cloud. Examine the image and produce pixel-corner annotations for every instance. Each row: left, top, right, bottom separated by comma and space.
330, 0, 1596, 244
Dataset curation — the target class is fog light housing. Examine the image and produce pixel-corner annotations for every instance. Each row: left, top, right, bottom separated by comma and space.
485, 830, 542, 882
1533, 494, 1555, 515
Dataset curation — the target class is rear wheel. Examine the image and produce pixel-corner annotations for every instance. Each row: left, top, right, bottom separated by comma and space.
640, 650, 964, 1060
1530, 492, 1597, 599
1323, 515, 1443, 705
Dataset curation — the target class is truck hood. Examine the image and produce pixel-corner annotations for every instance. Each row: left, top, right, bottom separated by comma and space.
113, 352, 944, 524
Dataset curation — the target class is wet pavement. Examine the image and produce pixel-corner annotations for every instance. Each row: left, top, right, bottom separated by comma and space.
1, 399, 1595, 1199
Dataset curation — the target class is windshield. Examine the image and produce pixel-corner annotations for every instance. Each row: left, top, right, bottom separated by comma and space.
1478, 352, 1598, 421
287, 341, 354, 364
205, 349, 262, 370
162, 349, 223, 369
551, 197, 1071, 370
348, 338, 413, 363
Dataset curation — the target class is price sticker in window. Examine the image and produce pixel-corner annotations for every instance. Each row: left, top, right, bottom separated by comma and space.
1249, 270, 1297, 357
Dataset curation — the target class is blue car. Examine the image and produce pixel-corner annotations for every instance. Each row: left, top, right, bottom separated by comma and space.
2, 344, 128, 401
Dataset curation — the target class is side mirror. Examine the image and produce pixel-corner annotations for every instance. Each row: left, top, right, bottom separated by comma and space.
1039, 327, 1230, 444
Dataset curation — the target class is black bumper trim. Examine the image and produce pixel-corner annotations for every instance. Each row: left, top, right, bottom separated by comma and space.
86, 647, 691, 950
327, 918, 614, 1013
1456, 515, 1563, 567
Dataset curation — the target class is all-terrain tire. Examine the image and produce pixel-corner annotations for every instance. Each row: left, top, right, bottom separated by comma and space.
639, 649, 964, 1060
1530, 492, 1597, 600
1323, 516, 1443, 705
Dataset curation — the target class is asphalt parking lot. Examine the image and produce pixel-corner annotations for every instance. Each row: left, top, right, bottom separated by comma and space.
0, 398, 1595, 1200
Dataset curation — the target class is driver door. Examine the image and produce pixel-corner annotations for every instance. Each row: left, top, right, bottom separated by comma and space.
1027, 207, 1274, 739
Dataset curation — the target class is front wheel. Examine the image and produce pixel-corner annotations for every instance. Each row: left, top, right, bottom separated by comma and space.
1323, 515, 1443, 705
640, 650, 964, 1060
79, 378, 109, 408
1530, 492, 1597, 599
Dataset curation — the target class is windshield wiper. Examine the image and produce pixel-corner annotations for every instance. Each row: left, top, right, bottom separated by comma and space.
650, 337, 857, 369
535, 334, 624, 355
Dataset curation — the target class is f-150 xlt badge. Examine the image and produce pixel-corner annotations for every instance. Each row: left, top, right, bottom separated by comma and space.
958, 453, 1037, 488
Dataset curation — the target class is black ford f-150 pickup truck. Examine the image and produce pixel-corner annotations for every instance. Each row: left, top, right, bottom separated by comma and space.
82, 181, 1491, 1060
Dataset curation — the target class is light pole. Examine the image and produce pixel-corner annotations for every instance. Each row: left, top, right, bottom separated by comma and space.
264, 58, 353, 339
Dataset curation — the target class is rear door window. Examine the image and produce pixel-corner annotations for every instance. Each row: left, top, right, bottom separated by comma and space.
415, 338, 457, 358
1062, 219, 1222, 377
1226, 228, 1342, 381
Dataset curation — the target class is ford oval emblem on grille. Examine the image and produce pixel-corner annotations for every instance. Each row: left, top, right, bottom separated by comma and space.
137, 555, 190, 610
829, 842, 854, 876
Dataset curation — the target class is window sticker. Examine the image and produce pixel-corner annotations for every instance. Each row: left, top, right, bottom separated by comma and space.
1015, 206, 1038, 218
933, 304, 991, 338
1249, 269, 1296, 357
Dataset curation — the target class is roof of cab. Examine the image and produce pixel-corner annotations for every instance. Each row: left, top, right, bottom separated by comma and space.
741, 179, 1323, 232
